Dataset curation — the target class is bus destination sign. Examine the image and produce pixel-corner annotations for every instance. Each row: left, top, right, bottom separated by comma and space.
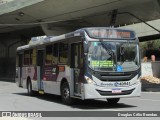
87, 28, 135, 39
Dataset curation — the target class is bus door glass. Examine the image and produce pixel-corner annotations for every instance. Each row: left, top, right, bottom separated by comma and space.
37, 50, 44, 90
71, 43, 84, 95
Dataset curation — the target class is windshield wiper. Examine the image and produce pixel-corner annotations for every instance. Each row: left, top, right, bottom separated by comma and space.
99, 39, 116, 70
99, 39, 114, 56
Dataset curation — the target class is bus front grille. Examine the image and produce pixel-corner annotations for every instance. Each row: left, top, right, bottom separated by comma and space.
96, 88, 135, 96
94, 72, 138, 81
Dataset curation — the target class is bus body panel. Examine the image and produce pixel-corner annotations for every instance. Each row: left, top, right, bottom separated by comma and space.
84, 82, 141, 99
21, 66, 37, 89
42, 65, 72, 95
83, 74, 141, 99
15, 27, 141, 102
43, 81, 61, 95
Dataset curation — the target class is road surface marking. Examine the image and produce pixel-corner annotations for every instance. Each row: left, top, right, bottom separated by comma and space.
131, 98, 160, 102
142, 92, 160, 94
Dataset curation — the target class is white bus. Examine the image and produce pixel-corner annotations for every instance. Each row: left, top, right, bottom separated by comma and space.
16, 27, 141, 105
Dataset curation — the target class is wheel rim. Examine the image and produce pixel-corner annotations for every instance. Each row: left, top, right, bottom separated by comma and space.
63, 88, 69, 100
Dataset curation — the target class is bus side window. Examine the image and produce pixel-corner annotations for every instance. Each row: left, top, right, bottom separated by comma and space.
71, 42, 83, 68
59, 43, 68, 64
30, 49, 37, 65
52, 43, 58, 64
45, 45, 53, 65
80, 43, 84, 68
24, 50, 30, 65
74, 44, 79, 68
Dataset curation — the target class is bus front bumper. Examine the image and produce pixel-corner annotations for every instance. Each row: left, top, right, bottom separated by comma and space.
83, 82, 141, 99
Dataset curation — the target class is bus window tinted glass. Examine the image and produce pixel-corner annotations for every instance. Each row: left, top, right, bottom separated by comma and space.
45, 45, 52, 65
116, 42, 138, 71
30, 49, 37, 65
59, 43, 68, 63
52, 43, 58, 64
88, 42, 116, 71
24, 50, 30, 65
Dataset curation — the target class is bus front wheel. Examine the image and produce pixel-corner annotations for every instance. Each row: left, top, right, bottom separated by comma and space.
61, 82, 74, 105
107, 98, 120, 104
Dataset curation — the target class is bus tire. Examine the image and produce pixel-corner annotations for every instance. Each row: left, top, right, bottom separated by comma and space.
61, 82, 74, 105
107, 98, 120, 104
27, 80, 35, 96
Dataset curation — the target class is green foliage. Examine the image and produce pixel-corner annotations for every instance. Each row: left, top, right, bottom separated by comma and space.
140, 39, 160, 50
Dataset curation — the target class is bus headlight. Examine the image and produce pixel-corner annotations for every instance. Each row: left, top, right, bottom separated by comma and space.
85, 76, 94, 84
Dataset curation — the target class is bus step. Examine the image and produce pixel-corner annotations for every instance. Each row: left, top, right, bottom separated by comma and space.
39, 90, 44, 94
72, 94, 81, 98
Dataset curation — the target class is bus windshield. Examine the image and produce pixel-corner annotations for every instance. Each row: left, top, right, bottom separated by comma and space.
88, 41, 139, 72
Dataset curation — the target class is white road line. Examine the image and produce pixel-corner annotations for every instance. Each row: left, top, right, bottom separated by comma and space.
89, 109, 123, 111
131, 98, 160, 102
142, 92, 160, 94
0, 117, 33, 120
101, 109, 123, 111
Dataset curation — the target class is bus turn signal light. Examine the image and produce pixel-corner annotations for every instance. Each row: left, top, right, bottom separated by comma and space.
58, 66, 65, 72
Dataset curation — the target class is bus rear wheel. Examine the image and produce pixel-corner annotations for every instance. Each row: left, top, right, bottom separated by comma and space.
107, 98, 120, 104
61, 82, 74, 105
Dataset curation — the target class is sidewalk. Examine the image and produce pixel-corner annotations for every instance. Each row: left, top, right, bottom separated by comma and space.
142, 80, 160, 92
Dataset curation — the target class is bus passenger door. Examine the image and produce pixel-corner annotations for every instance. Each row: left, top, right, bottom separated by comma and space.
37, 50, 44, 91
71, 43, 84, 96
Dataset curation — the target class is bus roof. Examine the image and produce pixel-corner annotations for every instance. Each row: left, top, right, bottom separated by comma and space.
17, 27, 136, 51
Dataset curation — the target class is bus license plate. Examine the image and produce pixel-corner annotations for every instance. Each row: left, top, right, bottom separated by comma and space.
112, 89, 122, 93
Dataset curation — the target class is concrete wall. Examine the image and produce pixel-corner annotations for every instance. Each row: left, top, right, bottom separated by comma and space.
0, 58, 15, 77
152, 62, 160, 78
119, 19, 160, 38
0, 0, 43, 15
0, 35, 27, 81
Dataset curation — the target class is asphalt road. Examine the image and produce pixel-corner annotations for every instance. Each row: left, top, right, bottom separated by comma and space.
0, 81, 160, 120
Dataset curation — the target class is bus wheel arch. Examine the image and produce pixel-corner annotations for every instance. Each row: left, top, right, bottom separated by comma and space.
60, 78, 74, 105
60, 78, 68, 91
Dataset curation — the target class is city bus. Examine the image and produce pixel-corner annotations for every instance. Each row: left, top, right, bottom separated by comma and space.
15, 27, 141, 105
